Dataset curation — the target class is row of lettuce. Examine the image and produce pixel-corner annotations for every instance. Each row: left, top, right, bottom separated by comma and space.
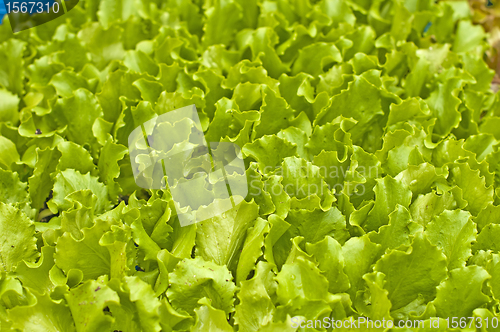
1, 0, 500, 331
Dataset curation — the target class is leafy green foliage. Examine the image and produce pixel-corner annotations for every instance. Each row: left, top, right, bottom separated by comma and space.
0, 0, 499, 330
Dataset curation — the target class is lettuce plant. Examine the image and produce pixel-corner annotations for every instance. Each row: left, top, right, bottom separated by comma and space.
0, 0, 500, 331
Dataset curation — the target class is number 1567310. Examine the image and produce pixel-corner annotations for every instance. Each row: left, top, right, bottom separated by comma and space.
5, 2, 60, 14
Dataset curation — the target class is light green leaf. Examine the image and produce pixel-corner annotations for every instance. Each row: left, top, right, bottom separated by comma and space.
450, 162, 493, 216
65, 280, 120, 332
196, 200, 259, 272
0, 39, 26, 96
8, 292, 76, 332
51, 88, 103, 147
306, 236, 350, 294
55, 219, 115, 280
236, 217, 270, 284
15, 246, 56, 295
285, 207, 349, 245
77, 23, 125, 69
235, 28, 289, 78
425, 77, 464, 137
355, 272, 392, 321
50, 70, 91, 98
374, 233, 447, 311
192, 298, 233, 332
433, 266, 491, 318
425, 209, 476, 270
242, 135, 297, 173
0, 169, 30, 210
395, 163, 448, 198
369, 204, 419, 253
0, 89, 20, 124
253, 86, 296, 138
0, 136, 20, 170
280, 156, 334, 210
275, 255, 330, 305
49, 169, 111, 214
56, 141, 96, 174
409, 188, 465, 227
28, 147, 61, 210
0, 203, 38, 272
234, 261, 276, 332
473, 224, 500, 253
365, 176, 412, 232
486, 254, 500, 302
291, 42, 342, 76
107, 276, 162, 332
98, 137, 128, 199
167, 256, 236, 316
342, 235, 381, 299
452, 20, 486, 54
203, 0, 243, 47
475, 203, 500, 232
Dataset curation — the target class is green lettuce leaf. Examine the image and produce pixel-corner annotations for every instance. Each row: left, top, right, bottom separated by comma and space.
0, 203, 38, 272
433, 266, 491, 319
374, 233, 447, 311
167, 257, 236, 316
